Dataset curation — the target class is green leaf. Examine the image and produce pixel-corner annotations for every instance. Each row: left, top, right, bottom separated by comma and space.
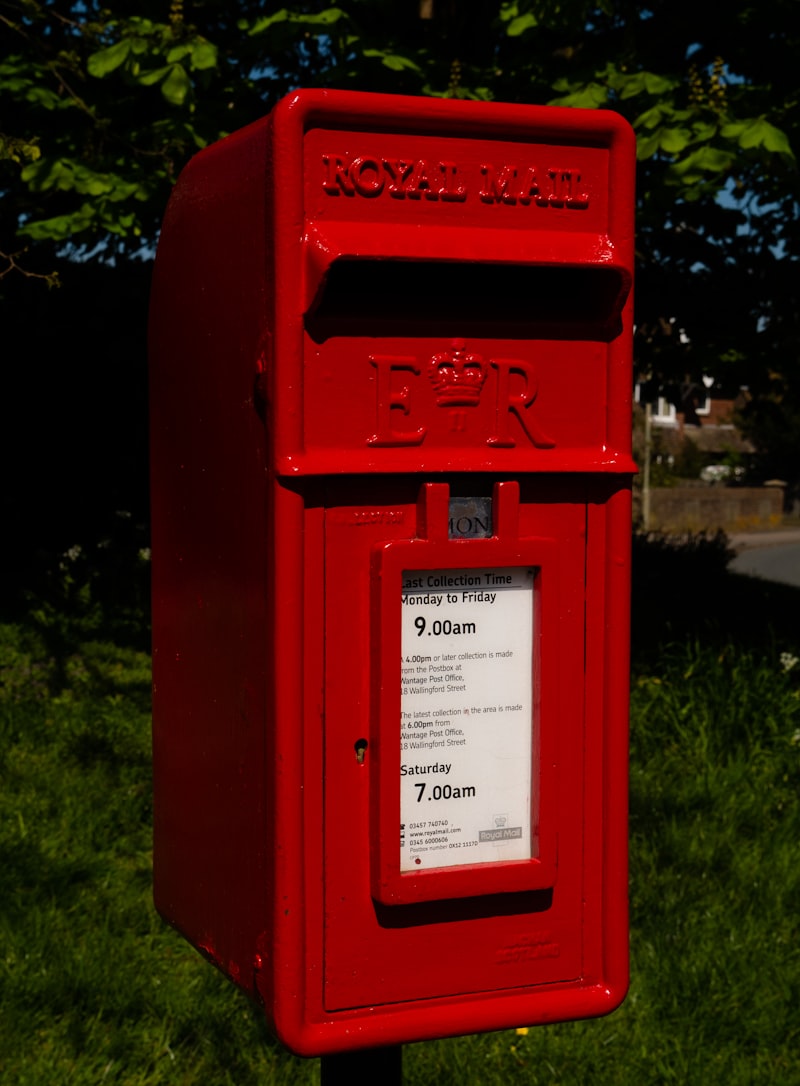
691, 121, 719, 142
0, 76, 29, 93
18, 203, 98, 241
382, 55, 420, 72
128, 17, 156, 34
166, 44, 192, 65
720, 121, 745, 140
0, 135, 40, 164
722, 117, 796, 160
506, 13, 538, 36
80, 173, 113, 196
161, 64, 191, 106
606, 68, 678, 99
549, 82, 608, 109
659, 127, 692, 154
247, 10, 288, 34
136, 65, 171, 87
106, 179, 149, 203
87, 40, 131, 78
694, 146, 735, 171
635, 134, 661, 159
609, 70, 645, 97
644, 72, 679, 95
736, 118, 773, 150
668, 145, 735, 180
634, 105, 673, 131
21, 157, 74, 191
24, 86, 62, 109
760, 124, 794, 158
248, 7, 344, 35
363, 49, 422, 73
190, 41, 218, 72
298, 7, 345, 25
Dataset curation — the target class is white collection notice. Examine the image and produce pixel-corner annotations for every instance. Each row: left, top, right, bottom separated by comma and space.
399, 566, 534, 872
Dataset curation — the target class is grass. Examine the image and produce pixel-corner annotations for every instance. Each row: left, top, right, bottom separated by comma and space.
1, 535, 799, 1083
0, 626, 312, 1086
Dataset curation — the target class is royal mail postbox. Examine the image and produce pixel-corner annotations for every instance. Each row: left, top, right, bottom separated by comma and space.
149, 89, 635, 1056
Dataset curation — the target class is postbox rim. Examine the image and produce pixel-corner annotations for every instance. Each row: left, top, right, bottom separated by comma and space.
273, 87, 636, 152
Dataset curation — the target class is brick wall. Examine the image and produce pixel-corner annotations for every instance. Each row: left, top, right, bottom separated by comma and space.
639, 486, 784, 534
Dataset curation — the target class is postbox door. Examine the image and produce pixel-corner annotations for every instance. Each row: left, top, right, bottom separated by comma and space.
321, 477, 590, 1012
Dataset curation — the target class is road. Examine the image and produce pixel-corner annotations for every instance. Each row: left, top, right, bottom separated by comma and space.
729, 528, 800, 588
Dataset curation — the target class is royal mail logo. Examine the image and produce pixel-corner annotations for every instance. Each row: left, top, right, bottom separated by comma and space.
479, 826, 523, 842
428, 339, 487, 407
322, 154, 590, 208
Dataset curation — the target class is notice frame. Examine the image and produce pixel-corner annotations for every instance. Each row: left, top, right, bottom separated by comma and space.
369, 534, 559, 907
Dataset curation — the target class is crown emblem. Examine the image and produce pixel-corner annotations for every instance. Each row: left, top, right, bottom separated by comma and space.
428, 339, 488, 407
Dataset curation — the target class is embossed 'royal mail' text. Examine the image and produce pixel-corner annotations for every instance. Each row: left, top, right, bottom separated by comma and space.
322, 154, 590, 208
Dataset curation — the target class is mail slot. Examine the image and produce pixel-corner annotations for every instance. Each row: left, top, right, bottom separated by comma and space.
149, 89, 635, 1056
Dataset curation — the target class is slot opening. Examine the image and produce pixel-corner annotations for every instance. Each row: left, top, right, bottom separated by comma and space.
306, 259, 630, 342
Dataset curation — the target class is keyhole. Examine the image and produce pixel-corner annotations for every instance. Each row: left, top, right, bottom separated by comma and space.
354, 738, 368, 765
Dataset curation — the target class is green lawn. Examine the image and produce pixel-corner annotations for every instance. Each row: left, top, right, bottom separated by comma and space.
2, 538, 799, 1084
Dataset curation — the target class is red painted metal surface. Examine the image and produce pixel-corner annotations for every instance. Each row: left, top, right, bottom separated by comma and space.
149, 89, 635, 1057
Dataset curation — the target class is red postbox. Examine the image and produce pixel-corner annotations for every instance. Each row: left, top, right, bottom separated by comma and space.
149, 89, 635, 1056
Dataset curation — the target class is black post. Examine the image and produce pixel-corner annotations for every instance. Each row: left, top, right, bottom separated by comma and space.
320, 1045, 403, 1086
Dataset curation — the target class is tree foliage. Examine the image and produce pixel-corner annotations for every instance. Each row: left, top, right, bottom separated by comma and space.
2, 1, 796, 261
1, 0, 799, 557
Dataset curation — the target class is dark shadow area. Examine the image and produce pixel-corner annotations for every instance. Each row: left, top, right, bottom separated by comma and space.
2, 258, 151, 639
375, 887, 553, 928
0, 505, 152, 688
0, 836, 100, 921
631, 530, 800, 668
306, 259, 628, 342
